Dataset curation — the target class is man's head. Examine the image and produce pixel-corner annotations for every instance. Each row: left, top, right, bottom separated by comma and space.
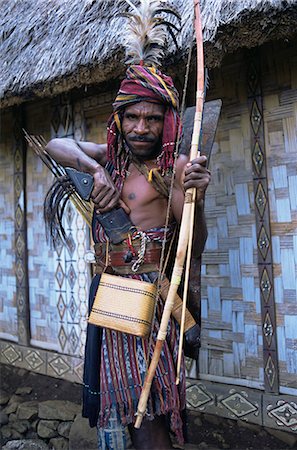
107, 65, 180, 177
122, 101, 165, 160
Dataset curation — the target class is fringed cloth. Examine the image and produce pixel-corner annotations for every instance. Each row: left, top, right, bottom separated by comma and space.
83, 221, 186, 445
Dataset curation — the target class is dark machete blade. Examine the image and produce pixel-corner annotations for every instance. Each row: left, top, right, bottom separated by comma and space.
179, 98, 222, 167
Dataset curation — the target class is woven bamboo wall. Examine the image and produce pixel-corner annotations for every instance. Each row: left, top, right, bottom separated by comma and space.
261, 41, 297, 392
199, 51, 263, 385
199, 41, 297, 392
25, 101, 61, 351
0, 110, 17, 342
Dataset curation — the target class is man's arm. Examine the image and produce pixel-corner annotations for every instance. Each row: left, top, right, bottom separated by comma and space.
172, 154, 210, 258
45, 138, 107, 174
45, 138, 120, 213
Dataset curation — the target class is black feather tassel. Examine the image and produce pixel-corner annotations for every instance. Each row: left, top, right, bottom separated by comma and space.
44, 176, 74, 250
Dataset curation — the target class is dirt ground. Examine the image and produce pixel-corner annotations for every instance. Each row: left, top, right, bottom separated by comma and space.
1, 363, 296, 450
1, 363, 82, 404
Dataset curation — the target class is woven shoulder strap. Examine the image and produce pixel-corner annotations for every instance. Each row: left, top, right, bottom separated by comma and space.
131, 157, 170, 198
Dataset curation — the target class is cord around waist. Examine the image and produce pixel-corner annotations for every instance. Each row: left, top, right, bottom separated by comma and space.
93, 240, 161, 274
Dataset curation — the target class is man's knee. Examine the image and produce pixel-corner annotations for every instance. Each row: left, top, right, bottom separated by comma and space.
128, 415, 173, 450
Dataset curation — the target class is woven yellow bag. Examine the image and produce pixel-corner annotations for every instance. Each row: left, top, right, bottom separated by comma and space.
88, 273, 157, 338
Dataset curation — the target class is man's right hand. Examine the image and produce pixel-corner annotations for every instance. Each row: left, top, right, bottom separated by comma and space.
91, 168, 120, 213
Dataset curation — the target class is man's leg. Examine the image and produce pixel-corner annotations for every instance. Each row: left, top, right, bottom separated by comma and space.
97, 407, 127, 450
128, 415, 173, 450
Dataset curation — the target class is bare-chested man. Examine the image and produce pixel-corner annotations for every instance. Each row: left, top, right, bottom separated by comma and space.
46, 102, 209, 253
45, 72, 210, 449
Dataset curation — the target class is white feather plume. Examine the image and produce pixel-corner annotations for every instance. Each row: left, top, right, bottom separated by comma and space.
122, 0, 180, 67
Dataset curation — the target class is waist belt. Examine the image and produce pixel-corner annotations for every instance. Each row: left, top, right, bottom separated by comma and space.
94, 240, 161, 275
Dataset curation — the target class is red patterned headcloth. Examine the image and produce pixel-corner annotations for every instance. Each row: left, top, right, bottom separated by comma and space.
107, 65, 180, 177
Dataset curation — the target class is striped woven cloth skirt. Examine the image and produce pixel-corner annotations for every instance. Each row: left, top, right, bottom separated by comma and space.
97, 228, 186, 447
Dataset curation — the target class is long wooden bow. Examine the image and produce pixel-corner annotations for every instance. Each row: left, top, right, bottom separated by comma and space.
135, 0, 204, 428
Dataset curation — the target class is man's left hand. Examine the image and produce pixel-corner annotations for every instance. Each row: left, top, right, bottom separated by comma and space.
183, 155, 211, 201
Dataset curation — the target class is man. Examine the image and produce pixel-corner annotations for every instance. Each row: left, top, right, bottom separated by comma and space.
45, 65, 210, 449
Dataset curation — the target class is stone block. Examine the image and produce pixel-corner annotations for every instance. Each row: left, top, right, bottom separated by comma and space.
15, 387, 32, 396
4, 400, 22, 415
69, 413, 98, 450
1, 425, 22, 440
17, 401, 38, 420
2, 439, 50, 449
38, 401, 80, 421
10, 419, 30, 434
49, 437, 69, 450
58, 421, 72, 438
37, 419, 59, 439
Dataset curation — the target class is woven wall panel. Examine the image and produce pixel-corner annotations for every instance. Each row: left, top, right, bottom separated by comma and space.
199, 42, 296, 391
0, 110, 17, 341
261, 42, 297, 391
200, 52, 264, 384
25, 101, 61, 350
49, 96, 90, 357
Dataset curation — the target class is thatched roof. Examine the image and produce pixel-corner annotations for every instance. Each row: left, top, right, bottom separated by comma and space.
1, 0, 297, 109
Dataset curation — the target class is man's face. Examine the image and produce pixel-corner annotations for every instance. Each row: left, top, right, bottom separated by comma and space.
122, 101, 165, 160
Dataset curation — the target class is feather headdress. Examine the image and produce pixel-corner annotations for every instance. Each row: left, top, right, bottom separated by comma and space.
122, 0, 181, 67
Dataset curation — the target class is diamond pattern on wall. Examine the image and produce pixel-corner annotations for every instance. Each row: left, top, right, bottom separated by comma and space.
66, 232, 76, 257
252, 142, 264, 176
221, 392, 258, 417
15, 176, 22, 199
257, 226, 270, 260
260, 268, 272, 304
67, 264, 77, 290
68, 296, 78, 321
14, 149, 22, 171
57, 295, 66, 320
248, 53, 279, 393
54, 235, 64, 257
255, 182, 267, 217
268, 401, 297, 430
55, 263, 65, 288
15, 205, 23, 229
263, 312, 274, 347
17, 292, 25, 313
16, 234, 25, 256
25, 351, 44, 370
250, 100, 262, 135
49, 356, 71, 376
69, 326, 79, 353
58, 326, 67, 350
186, 384, 213, 408
16, 260, 25, 284
74, 360, 84, 382
2, 345, 21, 364
265, 355, 276, 388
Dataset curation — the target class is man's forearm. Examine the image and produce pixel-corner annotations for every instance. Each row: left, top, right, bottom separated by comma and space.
45, 138, 106, 176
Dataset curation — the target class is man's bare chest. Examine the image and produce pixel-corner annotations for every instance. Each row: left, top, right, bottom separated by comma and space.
121, 163, 166, 210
